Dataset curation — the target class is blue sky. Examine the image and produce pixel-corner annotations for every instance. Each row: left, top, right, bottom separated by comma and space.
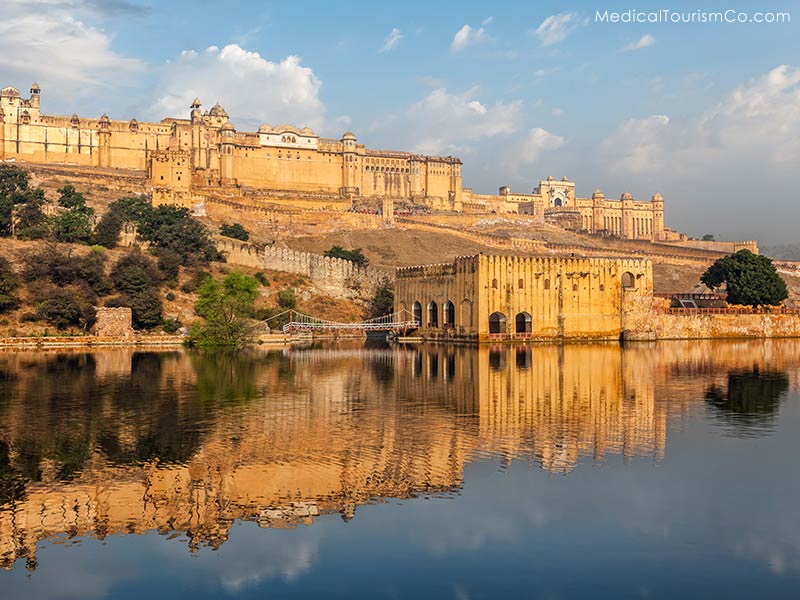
2, 0, 799, 242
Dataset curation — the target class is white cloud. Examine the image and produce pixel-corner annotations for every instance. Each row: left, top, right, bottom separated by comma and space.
621, 34, 656, 52
532, 12, 578, 46
379, 27, 403, 53
0, 1, 144, 96
482, 16, 494, 26
450, 24, 490, 53
598, 114, 671, 174
148, 44, 327, 133
374, 87, 520, 155
519, 127, 565, 163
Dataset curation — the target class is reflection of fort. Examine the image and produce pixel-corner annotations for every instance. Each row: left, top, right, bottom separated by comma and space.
1, 340, 798, 569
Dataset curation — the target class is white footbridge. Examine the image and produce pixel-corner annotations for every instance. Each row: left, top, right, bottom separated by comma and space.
264, 309, 419, 334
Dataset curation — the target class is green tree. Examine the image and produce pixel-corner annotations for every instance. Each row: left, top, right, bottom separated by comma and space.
14, 190, 49, 240
0, 256, 20, 313
22, 245, 109, 295
189, 271, 259, 347
323, 245, 369, 267
220, 222, 250, 241
111, 251, 162, 297
93, 206, 125, 248
52, 209, 93, 243
137, 205, 219, 263
33, 284, 96, 330
277, 288, 297, 310
701, 249, 788, 307
0, 165, 34, 237
108, 251, 163, 329
366, 277, 394, 319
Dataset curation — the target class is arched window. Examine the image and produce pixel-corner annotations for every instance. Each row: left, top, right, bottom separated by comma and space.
461, 299, 473, 328
572, 283, 578, 292
443, 301, 455, 328
599, 284, 605, 292
428, 301, 439, 328
412, 301, 422, 326
621, 272, 635, 288
515, 312, 532, 335
488, 312, 507, 335
544, 279, 551, 290
518, 278, 524, 289
491, 278, 498, 289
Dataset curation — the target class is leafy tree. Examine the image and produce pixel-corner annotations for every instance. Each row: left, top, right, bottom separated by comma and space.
701, 249, 788, 307
138, 205, 219, 263
56, 185, 90, 211
277, 288, 296, 310
366, 277, 394, 319
220, 222, 250, 241
0, 256, 20, 313
155, 248, 182, 281
0, 164, 30, 198
14, 190, 49, 240
94, 206, 125, 248
110, 195, 152, 224
22, 245, 109, 295
323, 245, 369, 267
111, 251, 162, 297
52, 209, 93, 244
189, 272, 259, 347
32, 284, 96, 330
108, 251, 163, 329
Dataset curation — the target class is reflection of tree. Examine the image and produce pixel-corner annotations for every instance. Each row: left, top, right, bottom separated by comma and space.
190, 350, 261, 405
0, 440, 26, 504
704, 367, 789, 436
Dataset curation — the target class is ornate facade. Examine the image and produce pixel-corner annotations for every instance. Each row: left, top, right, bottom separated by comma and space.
463, 176, 676, 242
394, 254, 653, 342
0, 84, 463, 211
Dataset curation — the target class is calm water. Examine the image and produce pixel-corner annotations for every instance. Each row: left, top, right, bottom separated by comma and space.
1, 341, 800, 599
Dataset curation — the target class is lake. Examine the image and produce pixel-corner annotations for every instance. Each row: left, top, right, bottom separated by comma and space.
1, 340, 799, 598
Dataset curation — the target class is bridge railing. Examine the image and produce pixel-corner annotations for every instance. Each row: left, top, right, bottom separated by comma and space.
264, 309, 420, 334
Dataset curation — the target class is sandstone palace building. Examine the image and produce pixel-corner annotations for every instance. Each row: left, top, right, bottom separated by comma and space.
0, 82, 688, 242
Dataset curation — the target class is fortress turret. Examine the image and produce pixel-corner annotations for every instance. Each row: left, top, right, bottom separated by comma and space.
29, 82, 40, 109
341, 132, 358, 196
98, 113, 111, 167
190, 98, 202, 123
208, 102, 228, 127
219, 121, 236, 182
651, 193, 665, 240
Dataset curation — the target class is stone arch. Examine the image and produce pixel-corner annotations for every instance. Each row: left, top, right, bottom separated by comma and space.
491, 278, 498, 289
515, 312, 532, 335
443, 300, 455, 328
428, 301, 439, 328
489, 311, 507, 335
621, 271, 635, 288
461, 299, 473, 328
412, 301, 422, 325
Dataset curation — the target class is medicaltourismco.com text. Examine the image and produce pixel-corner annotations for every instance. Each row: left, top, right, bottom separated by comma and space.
595, 9, 790, 24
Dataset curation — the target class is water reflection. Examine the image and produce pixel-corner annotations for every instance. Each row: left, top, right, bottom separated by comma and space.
705, 368, 789, 437
0, 340, 797, 572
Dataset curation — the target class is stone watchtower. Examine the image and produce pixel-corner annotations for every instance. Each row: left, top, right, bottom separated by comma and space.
219, 121, 236, 183
651, 193, 665, 240
98, 113, 111, 168
340, 131, 358, 197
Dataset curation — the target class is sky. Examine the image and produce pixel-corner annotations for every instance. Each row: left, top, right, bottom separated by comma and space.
1, 0, 799, 243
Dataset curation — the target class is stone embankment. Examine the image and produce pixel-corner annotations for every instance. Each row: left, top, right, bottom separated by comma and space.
0, 335, 185, 349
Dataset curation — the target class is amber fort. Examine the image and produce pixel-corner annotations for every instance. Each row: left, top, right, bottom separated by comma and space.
1, 82, 695, 243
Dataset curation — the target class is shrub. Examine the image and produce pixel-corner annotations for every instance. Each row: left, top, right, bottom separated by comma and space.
277, 288, 297, 310
220, 222, 250, 241
254, 271, 270, 286
189, 272, 260, 347
111, 251, 162, 297
107, 289, 163, 330
162, 318, 180, 334
33, 284, 96, 330
22, 245, 109, 295
366, 277, 394, 319
165, 292, 176, 301
0, 256, 20, 313
94, 207, 125, 248
323, 245, 369, 267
